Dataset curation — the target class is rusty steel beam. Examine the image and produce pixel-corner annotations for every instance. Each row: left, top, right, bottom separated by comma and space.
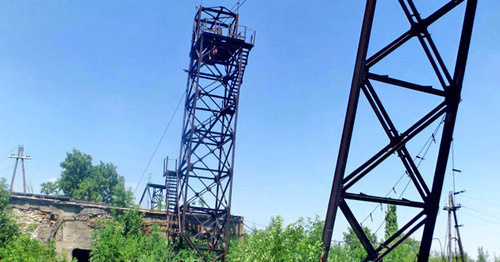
321, 1, 477, 261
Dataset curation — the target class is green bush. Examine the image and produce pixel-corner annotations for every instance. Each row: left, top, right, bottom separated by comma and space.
0, 235, 61, 262
90, 209, 199, 262
227, 216, 323, 262
0, 178, 19, 248
0, 178, 65, 261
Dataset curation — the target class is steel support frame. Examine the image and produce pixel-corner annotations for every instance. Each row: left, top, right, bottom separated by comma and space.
321, 0, 477, 261
175, 6, 254, 260
139, 183, 166, 211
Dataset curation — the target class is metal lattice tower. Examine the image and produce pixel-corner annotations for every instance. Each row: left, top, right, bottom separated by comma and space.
321, 0, 477, 261
168, 6, 255, 259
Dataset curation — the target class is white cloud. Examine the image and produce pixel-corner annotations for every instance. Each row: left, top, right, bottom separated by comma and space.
46, 177, 58, 183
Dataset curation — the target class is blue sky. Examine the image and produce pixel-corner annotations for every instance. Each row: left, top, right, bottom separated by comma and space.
0, 0, 499, 258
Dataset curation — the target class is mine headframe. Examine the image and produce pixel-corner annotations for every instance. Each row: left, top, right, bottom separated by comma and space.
321, 0, 477, 261
167, 6, 255, 260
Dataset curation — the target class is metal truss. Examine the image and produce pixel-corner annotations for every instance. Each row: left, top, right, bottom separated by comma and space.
139, 157, 176, 212
321, 0, 477, 261
173, 6, 254, 259
139, 182, 165, 211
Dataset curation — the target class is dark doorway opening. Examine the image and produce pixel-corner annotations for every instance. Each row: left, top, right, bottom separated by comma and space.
72, 248, 91, 262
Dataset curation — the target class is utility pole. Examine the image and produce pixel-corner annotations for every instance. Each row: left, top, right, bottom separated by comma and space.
447, 193, 453, 262
444, 191, 465, 262
9, 145, 31, 193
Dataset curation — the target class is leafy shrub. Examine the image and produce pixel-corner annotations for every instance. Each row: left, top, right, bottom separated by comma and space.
0, 178, 19, 248
0, 178, 65, 261
0, 235, 62, 262
227, 216, 323, 262
90, 209, 199, 262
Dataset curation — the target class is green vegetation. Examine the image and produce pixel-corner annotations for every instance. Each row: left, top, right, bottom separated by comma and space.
0, 178, 19, 248
90, 209, 199, 262
41, 148, 134, 207
2, 174, 500, 262
228, 216, 323, 261
0, 178, 66, 261
226, 212, 416, 262
0, 152, 500, 262
0, 235, 62, 262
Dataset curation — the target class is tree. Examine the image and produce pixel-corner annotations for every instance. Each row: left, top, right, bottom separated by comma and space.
383, 204, 420, 262
58, 149, 93, 197
0, 178, 19, 248
477, 246, 488, 262
342, 226, 378, 261
385, 204, 398, 239
41, 149, 133, 207
40, 180, 61, 195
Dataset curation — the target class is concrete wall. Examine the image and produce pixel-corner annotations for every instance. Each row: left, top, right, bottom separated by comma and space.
9, 193, 244, 260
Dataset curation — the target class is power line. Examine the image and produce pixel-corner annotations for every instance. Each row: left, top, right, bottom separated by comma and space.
360, 117, 445, 227
244, 219, 267, 229
0, 146, 17, 165
229, 1, 239, 12
461, 205, 500, 221
461, 195, 500, 208
461, 210, 500, 226
221, 0, 249, 25
0, 157, 11, 165
243, 222, 258, 232
0, 146, 17, 159
133, 92, 184, 194
228, 0, 249, 13
233, 0, 248, 13
0, 164, 15, 174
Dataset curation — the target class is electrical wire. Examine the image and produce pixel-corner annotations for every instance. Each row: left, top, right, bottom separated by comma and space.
221, 0, 249, 25
461, 210, 500, 226
244, 219, 267, 229
0, 157, 11, 165
461, 195, 500, 208
0, 164, 14, 174
243, 222, 258, 232
360, 117, 445, 227
0, 146, 17, 164
0, 146, 16, 159
232, 0, 248, 13
461, 205, 500, 221
369, 118, 445, 236
229, 1, 239, 12
133, 92, 185, 194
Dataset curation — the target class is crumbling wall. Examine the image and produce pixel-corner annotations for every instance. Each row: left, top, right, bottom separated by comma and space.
9, 193, 244, 260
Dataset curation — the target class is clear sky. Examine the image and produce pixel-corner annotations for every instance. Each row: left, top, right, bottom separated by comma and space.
0, 0, 499, 259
